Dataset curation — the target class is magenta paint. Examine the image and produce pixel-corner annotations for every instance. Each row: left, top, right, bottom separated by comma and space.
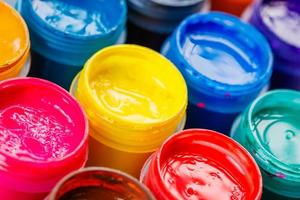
0, 78, 88, 200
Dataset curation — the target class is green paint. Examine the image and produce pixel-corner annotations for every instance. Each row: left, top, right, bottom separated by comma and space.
231, 90, 300, 199
252, 107, 300, 165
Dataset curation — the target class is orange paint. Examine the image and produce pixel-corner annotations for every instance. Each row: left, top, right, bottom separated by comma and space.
0, 1, 29, 79
210, 0, 254, 16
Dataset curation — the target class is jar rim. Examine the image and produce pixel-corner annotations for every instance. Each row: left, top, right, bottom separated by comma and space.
246, 89, 300, 180
0, 78, 89, 165
174, 12, 273, 96
152, 129, 263, 200
79, 44, 188, 129
48, 167, 156, 200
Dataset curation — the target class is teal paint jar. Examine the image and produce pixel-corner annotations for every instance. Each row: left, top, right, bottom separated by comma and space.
231, 90, 300, 199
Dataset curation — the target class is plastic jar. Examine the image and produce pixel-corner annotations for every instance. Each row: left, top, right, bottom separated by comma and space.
248, 0, 300, 90
0, 78, 88, 200
126, 0, 209, 50
70, 44, 187, 178
47, 167, 155, 200
141, 129, 262, 200
210, 0, 254, 16
231, 90, 300, 199
0, 1, 30, 81
162, 12, 273, 134
17, 0, 127, 89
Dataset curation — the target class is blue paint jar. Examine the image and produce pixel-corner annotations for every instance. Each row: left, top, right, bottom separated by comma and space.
249, 0, 300, 91
126, 0, 209, 50
162, 12, 273, 134
17, 0, 127, 89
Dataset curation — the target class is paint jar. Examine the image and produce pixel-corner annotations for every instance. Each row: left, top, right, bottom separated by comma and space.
162, 12, 273, 134
210, 0, 254, 16
126, 0, 209, 50
231, 90, 300, 200
249, 0, 300, 91
141, 129, 262, 200
17, 0, 127, 89
0, 78, 88, 200
71, 44, 187, 178
0, 1, 30, 81
47, 167, 155, 200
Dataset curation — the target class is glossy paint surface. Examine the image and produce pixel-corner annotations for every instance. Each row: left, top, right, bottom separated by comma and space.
0, 79, 85, 162
30, 0, 124, 37
252, 107, 300, 165
162, 152, 244, 200
181, 33, 259, 85
142, 129, 262, 200
0, 2, 29, 73
260, 0, 300, 48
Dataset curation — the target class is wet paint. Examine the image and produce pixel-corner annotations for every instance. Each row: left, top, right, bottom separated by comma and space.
162, 12, 273, 134
0, 78, 88, 200
17, 0, 127, 89
231, 90, 300, 199
48, 167, 155, 200
71, 44, 187, 177
126, 0, 208, 50
211, 0, 254, 16
141, 129, 262, 200
0, 1, 30, 80
249, 0, 300, 90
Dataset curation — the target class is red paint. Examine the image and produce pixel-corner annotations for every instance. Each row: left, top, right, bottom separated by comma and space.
141, 129, 262, 200
0, 78, 88, 200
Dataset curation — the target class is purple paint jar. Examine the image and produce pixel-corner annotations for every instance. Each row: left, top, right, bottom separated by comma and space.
249, 0, 300, 90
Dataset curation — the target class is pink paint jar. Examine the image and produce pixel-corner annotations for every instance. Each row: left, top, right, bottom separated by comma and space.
141, 129, 262, 200
0, 78, 89, 200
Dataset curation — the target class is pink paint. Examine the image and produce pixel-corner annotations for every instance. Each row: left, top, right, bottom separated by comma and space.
0, 78, 88, 200
197, 102, 206, 108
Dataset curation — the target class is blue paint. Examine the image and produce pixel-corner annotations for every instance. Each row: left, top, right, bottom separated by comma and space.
162, 12, 273, 134
17, 0, 127, 89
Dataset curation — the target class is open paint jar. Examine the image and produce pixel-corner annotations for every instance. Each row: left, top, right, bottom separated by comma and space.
71, 44, 187, 177
162, 12, 273, 134
17, 0, 127, 89
48, 167, 155, 200
0, 1, 30, 81
231, 90, 300, 199
141, 129, 262, 200
0, 78, 88, 200
126, 0, 209, 50
210, 0, 254, 16
249, 0, 300, 90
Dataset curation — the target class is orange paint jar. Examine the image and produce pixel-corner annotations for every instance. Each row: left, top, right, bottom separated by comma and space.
211, 0, 254, 16
0, 1, 30, 80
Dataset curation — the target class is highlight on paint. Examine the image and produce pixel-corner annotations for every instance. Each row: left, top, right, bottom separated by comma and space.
231, 90, 300, 199
0, 1, 30, 80
48, 167, 155, 200
0, 78, 88, 200
141, 129, 262, 200
71, 44, 188, 177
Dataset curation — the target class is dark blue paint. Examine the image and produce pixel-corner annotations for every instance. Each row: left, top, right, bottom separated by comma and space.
249, 0, 300, 91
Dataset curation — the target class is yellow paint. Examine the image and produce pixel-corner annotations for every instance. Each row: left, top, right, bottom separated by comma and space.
74, 45, 187, 177
0, 1, 29, 79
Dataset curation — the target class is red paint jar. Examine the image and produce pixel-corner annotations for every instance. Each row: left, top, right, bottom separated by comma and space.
141, 129, 262, 200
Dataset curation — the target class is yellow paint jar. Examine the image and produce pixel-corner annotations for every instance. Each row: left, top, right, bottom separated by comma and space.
71, 45, 187, 177
0, 1, 30, 80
